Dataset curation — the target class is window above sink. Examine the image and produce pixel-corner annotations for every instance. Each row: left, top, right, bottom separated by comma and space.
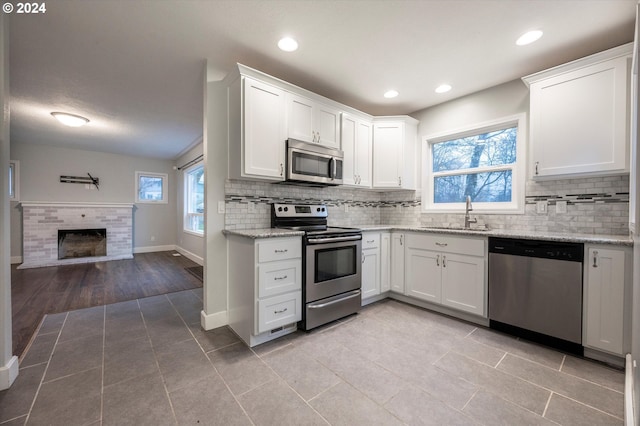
422, 113, 526, 214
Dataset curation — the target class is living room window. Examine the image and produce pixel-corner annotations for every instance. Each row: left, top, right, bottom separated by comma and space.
422, 114, 526, 213
135, 171, 168, 203
9, 160, 19, 201
184, 164, 204, 235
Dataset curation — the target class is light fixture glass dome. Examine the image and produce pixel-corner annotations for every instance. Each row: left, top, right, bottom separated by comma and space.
435, 84, 452, 94
51, 112, 90, 127
278, 37, 299, 52
516, 30, 543, 46
384, 90, 399, 99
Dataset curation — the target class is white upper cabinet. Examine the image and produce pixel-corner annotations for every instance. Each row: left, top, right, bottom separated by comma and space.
523, 44, 632, 179
287, 93, 341, 149
373, 116, 418, 189
342, 114, 373, 187
229, 76, 286, 181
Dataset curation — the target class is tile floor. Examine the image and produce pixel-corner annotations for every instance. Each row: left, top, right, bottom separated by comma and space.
0, 289, 625, 425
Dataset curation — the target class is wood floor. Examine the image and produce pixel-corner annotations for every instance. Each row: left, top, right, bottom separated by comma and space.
11, 251, 203, 358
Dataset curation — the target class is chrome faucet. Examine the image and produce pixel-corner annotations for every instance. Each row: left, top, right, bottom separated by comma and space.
464, 195, 477, 229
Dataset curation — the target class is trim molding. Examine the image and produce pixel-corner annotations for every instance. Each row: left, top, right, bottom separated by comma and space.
174, 246, 203, 265
133, 244, 176, 254
0, 356, 19, 390
200, 309, 228, 330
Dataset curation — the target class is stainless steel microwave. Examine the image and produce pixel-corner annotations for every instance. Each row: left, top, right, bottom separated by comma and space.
286, 139, 343, 186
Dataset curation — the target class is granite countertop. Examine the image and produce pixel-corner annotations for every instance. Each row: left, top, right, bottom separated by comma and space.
354, 224, 633, 246
223, 225, 632, 246
222, 228, 304, 239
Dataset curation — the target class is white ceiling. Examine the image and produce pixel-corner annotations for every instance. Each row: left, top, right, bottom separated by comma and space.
9, 0, 637, 160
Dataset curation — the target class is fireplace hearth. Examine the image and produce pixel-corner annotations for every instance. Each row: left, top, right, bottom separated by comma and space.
58, 228, 107, 260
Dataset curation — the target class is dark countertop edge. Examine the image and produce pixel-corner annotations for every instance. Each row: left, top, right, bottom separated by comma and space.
354, 225, 633, 246
222, 226, 632, 246
222, 229, 304, 239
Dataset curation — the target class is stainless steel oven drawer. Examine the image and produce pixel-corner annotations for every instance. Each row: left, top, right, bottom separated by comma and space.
304, 289, 361, 330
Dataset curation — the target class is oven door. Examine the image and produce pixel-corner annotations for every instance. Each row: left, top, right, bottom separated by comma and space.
305, 234, 362, 302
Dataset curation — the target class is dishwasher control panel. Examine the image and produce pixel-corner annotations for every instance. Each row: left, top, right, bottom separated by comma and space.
488, 237, 583, 262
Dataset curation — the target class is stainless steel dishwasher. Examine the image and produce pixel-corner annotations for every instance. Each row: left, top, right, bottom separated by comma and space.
488, 237, 584, 354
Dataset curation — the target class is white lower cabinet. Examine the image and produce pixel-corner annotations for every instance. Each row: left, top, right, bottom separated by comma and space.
583, 245, 631, 356
390, 233, 405, 293
361, 232, 381, 301
227, 235, 302, 347
380, 233, 391, 292
404, 233, 486, 317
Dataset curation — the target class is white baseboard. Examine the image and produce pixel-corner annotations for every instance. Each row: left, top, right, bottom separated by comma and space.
133, 244, 176, 254
201, 309, 228, 330
0, 356, 19, 390
10, 256, 22, 265
174, 246, 204, 265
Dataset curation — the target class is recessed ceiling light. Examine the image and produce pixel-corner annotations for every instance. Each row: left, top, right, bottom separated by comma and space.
435, 84, 452, 94
384, 90, 399, 99
51, 112, 90, 127
516, 30, 543, 46
278, 37, 298, 52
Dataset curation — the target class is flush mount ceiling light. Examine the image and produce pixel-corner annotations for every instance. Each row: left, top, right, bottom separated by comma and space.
516, 30, 543, 46
384, 90, 399, 99
51, 112, 90, 127
435, 84, 452, 94
278, 37, 298, 52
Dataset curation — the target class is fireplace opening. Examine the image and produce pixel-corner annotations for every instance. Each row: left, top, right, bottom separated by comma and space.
58, 228, 107, 260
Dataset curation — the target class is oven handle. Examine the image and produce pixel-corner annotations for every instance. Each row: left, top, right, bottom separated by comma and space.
306, 235, 362, 244
307, 290, 361, 309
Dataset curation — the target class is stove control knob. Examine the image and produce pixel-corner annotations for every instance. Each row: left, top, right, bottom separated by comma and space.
284, 207, 288, 212
278, 207, 283, 212
316, 207, 321, 212
321, 207, 326, 212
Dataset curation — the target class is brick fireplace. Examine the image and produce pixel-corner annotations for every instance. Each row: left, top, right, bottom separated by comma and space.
19, 202, 134, 269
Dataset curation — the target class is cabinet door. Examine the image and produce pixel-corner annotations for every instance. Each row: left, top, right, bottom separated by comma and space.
355, 120, 373, 187
441, 253, 485, 316
380, 233, 391, 292
316, 103, 341, 149
373, 123, 402, 188
287, 93, 315, 143
405, 248, 440, 303
244, 78, 286, 180
362, 247, 380, 300
341, 115, 357, 186
530, 55, 629, 178
390, 233, 405, 293
584, 247, 625, 354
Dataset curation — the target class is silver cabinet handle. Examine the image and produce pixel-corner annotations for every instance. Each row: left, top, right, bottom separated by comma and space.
274, 307, 288, 314
436, 254, 440, 266
367, 239, 375, 243
274, 275, 288, 281
435, 242, 448, 247
442, 255, 447, 268
362, 252, 365, 263
593, 250, 598, 268
398, 176, 402, 187
274, 249, 288, 253
535, 161, 539, 175
400, 235, 403, 246
280, 163, 283, 176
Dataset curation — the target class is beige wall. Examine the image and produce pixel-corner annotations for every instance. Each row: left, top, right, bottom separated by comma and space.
10, 142, 177, 258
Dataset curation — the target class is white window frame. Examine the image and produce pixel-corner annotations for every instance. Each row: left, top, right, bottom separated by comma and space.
9, 160, 19, 201
135, 171, 168, 204
422, 113, 526, 214
183, 163, 204, 237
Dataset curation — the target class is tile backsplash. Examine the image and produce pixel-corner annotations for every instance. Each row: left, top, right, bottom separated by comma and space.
224, 174, 630, 235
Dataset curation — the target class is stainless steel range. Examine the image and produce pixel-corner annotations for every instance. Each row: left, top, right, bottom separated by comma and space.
271, 203, 362, 330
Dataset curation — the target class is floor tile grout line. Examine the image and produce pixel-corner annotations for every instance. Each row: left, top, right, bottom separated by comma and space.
460, 389, 479, 412
23, 311, 69, 425
542, 391, 554, 417
464, 326, 478, 338
504, 351, 625, 395
549, 391, 626, 422
559, 354, 566, 372
489, 356, 624, 420
137, 296, 180, 426
494, 352, 508, 369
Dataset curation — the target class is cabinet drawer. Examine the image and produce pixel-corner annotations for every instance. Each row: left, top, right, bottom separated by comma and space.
256, 291, 302, 334
257, 259, 301, 298
407, 233, 485, 257
257, 238, 301, 262
361, 233, 380, 249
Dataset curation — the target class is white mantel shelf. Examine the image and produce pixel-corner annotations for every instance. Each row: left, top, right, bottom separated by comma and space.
20, 201, 134, 209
